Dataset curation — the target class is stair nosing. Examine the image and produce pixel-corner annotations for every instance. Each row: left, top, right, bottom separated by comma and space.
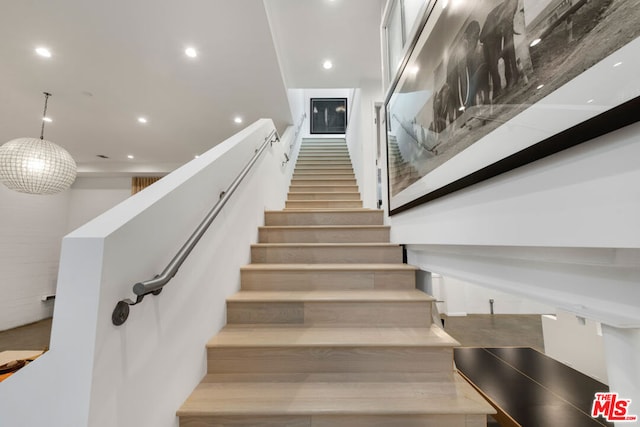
227, 290, 435, 303
241, 263, 417, 271
207, 325, 460, 348
265, 209, 382, 213
252, 243, 399, 248
259, 225, 390, 230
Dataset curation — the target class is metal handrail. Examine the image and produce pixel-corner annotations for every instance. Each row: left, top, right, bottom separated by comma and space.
112, 129, 280, 325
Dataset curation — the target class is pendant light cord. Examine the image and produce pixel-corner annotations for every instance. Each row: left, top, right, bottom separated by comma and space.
40, 92, 52, 140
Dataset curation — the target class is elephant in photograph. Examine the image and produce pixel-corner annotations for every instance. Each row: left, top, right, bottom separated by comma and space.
480, 0, 520, 99
446, 36, 469, 119
463, 20, 490, 108
433, 83, 453, 133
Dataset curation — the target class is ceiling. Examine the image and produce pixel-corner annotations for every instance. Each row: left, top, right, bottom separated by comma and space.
0, 0, 385, 177
265, 0, 386, 88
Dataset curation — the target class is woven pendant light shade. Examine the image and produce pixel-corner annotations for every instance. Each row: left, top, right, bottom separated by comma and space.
0, 137, 77, 195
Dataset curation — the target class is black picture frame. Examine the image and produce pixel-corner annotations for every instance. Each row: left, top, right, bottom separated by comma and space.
385, 0, 640, 215
310, 98, 348, 134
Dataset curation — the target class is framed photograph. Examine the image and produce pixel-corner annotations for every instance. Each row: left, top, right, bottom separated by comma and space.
311, 98, 348, 134
386, 0, 640, 214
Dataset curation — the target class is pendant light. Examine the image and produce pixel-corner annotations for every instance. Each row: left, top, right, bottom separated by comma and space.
0, 92, 77, 195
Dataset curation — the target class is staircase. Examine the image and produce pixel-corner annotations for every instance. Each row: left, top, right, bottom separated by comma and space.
178, 138, 493, 426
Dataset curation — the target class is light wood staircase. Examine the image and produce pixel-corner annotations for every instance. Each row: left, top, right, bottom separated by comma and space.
178, 138, 493, 426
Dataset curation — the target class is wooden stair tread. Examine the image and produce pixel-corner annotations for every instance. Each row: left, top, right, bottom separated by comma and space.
289, 185, 358, 188
287, 192, 360, 195
227, 289, 434, 302
178, 372, 493, 416
266, 209, 381, 214
282, 207, 367, 211
207, 325, 459, 348
285, 199, 362, 202
241, 263, 417, 271
259, 225, 389, 230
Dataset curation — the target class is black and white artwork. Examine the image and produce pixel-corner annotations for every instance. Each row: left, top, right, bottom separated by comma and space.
311, 98, 348, 134
387, 0, 640, 213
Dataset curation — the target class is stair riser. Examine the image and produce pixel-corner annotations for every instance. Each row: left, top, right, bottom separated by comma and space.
291, 179, 357, 186
289, 186, 359, 193
295, 161, 353, 166
287, 193, 360, 200
227, 301, 432, 327
259, 227, 389, 243
265, 211, 382, 225
181, 414, 486, 427
294, 169, 354, 174
299, 149, 349, 153
301, 143, 346, 147
298, 153, 349, 158
295, 165, 353, 169
251, 246, 402, 263
300, 148, 348, 152
297, 157, 351, 161
241, 270, 416, 291
296, 161, 352, 165
285, 201, 363, 209
207, 347, 453, 375
292, 174, 355, 180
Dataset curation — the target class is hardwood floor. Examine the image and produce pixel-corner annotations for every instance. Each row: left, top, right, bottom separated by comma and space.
0, 318, 52, 352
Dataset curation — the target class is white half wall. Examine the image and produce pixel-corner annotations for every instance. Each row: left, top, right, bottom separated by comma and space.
542, 310, 608, 384
0, 119, 298, 427
429, 274, 555, 316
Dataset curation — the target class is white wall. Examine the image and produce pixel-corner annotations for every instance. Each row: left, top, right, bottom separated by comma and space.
0, 119, 297, 427
67, 177, 131, 232
285, 89, 307, 168
542, 310, 608, 384
343, 83, 383, 209
287, 89, 305, 129
0, 186, 69, 331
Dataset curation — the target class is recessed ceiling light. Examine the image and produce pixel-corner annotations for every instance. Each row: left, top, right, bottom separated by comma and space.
42, 117, 52, 123
138, 117, 148, 124
194, 155, 200, 159
530, 38, 542, 47
35, 47, 52, 58
185, 47, 197, 58
587, 99, 594, 104
96, 154, 109, 159
536, 84, 545, 90
613, 61, 622, 67
127, 155, 134, 159
234, 117, 243, 124
323, 60, 333, 70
